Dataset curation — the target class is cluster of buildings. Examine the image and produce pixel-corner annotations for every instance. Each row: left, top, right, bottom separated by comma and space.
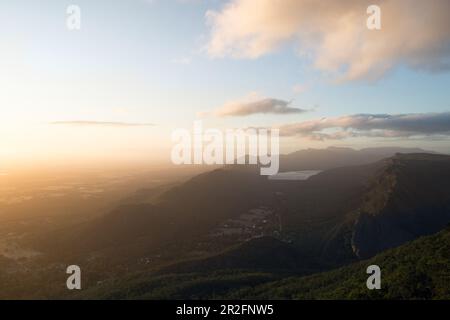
209, 207, 280, 242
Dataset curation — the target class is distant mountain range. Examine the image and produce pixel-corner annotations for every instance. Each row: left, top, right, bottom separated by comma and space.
279, 146, 433, 171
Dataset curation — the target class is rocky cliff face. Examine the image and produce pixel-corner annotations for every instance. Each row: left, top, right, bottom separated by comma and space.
350, 154, 450, 258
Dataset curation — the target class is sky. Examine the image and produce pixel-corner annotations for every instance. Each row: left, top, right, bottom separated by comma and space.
1, 0, 450, 168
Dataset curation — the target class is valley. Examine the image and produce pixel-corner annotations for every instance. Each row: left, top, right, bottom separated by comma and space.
0, 147, 449, 299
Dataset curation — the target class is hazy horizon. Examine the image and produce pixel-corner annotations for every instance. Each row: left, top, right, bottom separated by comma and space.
1, 0, 450, 169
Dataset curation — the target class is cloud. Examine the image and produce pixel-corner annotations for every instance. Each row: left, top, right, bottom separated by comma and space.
49, 121, 155, 127
278, 112, 450, 140
204, 94, 309, 117
206, 0, 450, 81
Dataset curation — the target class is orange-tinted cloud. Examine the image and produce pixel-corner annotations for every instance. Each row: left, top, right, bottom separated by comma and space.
202, 93, 309, 117
206, 0, 450, 81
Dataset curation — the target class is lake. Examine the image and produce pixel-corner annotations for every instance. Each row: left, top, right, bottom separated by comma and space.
268, 170, 322, 181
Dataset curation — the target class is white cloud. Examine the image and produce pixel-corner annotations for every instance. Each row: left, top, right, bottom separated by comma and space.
206, 0, 450, 81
